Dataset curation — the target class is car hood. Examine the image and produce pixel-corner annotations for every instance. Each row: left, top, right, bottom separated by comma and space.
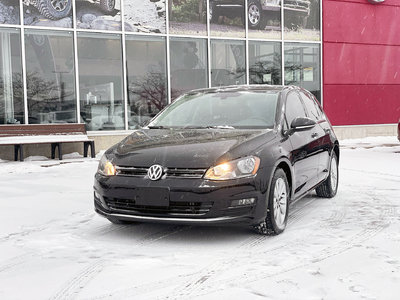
111, 128, 275, 168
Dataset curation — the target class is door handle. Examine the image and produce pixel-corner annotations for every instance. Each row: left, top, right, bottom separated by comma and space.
311, 132, 318, 138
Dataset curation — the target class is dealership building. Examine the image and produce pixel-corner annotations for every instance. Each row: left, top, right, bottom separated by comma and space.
0, 0, 399, 159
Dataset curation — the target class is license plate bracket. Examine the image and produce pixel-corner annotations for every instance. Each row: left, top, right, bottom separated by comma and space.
135, 188, 169, 207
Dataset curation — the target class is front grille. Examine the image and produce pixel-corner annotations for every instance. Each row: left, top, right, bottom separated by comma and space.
115, 166, 207, 179
104, 197, 213, 216
116, 166, 148, 177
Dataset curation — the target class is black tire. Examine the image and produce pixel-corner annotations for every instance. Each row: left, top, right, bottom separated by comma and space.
209, 1, 219, 23
36, 0, 71, 20
107, 217, 136, 225
254, 168, 290, 235
316, 152, 339, 198
248, 0, 266, 30
99, 0, 115, 14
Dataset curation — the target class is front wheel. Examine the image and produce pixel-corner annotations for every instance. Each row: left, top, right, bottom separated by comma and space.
316, 152, 339, 198
255, 168, 290, 235
36, 0, 72, 20
248, 0, 266, 30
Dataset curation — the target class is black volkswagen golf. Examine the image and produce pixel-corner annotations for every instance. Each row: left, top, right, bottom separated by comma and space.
94, 85, 339, 235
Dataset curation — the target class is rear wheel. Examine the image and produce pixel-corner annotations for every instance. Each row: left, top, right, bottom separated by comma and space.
316, 152, 339, 198
255, 168, 289, 235
36, 0, 71, 20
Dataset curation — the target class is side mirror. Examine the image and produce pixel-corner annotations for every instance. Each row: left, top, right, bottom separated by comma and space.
290, 117, 316, 132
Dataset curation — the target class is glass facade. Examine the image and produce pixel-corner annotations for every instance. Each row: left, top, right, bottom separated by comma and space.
77, 32, 124, 131
249, 41, 281, 85
126, 35, 167, 128
0, 28, 23, 124
25, 29, 76, 124
211, 39, 246, 87
284, 43, 321, 100
0, 0, 321, 131
170, 37, 208, 100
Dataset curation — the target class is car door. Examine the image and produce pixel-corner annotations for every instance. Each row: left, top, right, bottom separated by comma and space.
298, 90, 331, 184
284, 91, 319, 197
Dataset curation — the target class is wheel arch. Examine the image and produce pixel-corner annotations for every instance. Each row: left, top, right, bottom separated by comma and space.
267, 157, 293, 201
276, 160, 293, 200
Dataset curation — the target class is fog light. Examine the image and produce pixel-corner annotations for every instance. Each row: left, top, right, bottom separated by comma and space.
94, 191, 101, 200
231, 198, 256, 207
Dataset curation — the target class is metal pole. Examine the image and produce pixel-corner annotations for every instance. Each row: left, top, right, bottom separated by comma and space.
19, 0, 28, 124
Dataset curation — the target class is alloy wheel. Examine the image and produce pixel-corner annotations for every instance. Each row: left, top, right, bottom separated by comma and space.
51, 0, 68, 11
273, 177, 287, 230
248, 4, 260, 26
330, 155, 338, 192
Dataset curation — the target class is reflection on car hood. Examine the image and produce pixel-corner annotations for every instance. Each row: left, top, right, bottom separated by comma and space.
113, 129, 275, 168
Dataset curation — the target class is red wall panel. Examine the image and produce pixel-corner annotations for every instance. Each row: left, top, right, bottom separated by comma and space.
323, 0, 400, 125
324, 43, 400, 85
330, 0, 400, 6
324, 1, 400, 46
324, 85, 400, 125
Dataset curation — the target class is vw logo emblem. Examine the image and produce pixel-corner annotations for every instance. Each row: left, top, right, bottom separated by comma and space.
147, 164, 164, 181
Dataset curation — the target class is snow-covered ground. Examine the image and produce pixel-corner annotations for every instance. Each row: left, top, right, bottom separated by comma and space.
0, 137, 399, 300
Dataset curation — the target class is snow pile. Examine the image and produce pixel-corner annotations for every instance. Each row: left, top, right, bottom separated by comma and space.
0, 134, 90, 144
62, 152, 83, 159
340, 135, 399, 149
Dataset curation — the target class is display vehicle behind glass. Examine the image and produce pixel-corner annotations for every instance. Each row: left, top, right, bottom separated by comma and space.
94, 85, 339, 235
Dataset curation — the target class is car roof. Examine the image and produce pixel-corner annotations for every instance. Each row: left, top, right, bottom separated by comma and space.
185, 84, 297, 95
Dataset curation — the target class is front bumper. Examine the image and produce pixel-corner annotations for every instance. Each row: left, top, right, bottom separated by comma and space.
93, 172, 270, 226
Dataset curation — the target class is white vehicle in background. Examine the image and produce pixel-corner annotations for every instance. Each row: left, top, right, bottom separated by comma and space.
22, 0, 115, 20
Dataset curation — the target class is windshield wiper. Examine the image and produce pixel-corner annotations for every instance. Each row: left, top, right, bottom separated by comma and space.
147, 125, 168, 129
182, 126, 208, 129
206, 125, 235, 129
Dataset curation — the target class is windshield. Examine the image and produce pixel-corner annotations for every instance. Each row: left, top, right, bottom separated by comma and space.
148, 91, 280, 129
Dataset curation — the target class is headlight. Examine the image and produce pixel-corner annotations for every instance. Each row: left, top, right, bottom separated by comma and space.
204, 156, 260, 180
98, 154, 116, 176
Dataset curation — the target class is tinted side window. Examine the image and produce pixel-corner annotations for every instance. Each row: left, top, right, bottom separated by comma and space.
299, 91, 321, 121
285, 92, 307, 127
310, 92, 326, 121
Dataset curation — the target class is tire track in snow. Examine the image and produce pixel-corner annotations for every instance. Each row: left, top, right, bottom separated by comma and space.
341, 168, 400, 179
0, 252, 35, 274
0, 212, 95, 244
178, 201, 396, 299
239, 196, 318, 250
84, 196, 320, 300
163, 197, 323, 299
168, 189, 395, 299
0, 214, 98, 274
49, 225, 189, 300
